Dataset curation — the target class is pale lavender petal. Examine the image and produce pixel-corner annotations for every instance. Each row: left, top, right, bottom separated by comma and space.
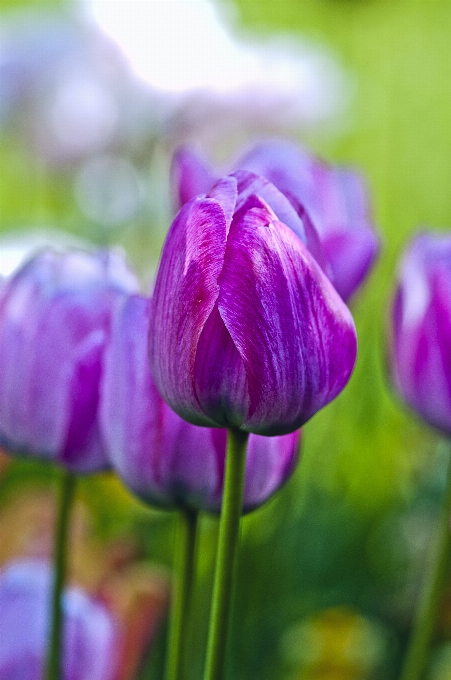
218, 203, 357, 435
322, 224, 379, 302
242, 430, 300, 511
235, 139, 317, 214
171, 147, 217, 209
149, 197, 233, 427
102, 295, 168, 507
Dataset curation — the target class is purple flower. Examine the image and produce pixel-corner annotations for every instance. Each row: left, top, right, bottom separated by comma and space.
0, 249, 138, 473
101, 295, 300, 513
149, 171, 357, 436
0, 559, 118, 680
390, 232, 451, 434
172, 140, 379, 301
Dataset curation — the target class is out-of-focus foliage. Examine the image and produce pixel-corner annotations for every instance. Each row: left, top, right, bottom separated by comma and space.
1, 0, 451, 679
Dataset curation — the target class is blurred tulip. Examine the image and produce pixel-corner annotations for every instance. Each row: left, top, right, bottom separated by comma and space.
0, 249, 138, 472
149, 171, 357, 436
171, 139, 379, 301
390, 233, 451, 434
101, 294, 300, 512
0, 559, 119, 680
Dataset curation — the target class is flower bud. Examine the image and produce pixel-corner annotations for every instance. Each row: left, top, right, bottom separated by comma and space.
149, 172, 357, 436
0, 249, 138, 472
102, 295, 300, 513
390, 232, 451, 434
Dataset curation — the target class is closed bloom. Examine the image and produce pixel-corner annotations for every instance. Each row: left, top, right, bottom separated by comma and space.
0, 249, 138, 473
0, 559, 118, 680
172, 140, 379, 301
390, 232, 451, 434
149, 172, 357, 436
102, 295, 300, 513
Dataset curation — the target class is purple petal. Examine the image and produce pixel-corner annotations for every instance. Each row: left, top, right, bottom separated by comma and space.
217, 205, 357, 435
0, 249, 136, 471
171, 147, 217, 209
149, 196, 233, 426
391, 233, 451, 433
243, 429, 300, 511
0, 560, 118, 680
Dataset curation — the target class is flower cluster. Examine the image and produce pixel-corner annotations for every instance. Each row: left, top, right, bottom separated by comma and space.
0, 137, 372, 678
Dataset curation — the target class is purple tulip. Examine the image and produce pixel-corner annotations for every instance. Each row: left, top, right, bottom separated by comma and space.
0, 559, 118, 680
171, 140, 379, 301
149, 171, 357, 436
101, 295, 300, 512
390, 232, 451, 434
0, 249, 138, 473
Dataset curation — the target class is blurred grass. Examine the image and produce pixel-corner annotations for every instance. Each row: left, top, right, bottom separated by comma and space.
1, 0, 451, 678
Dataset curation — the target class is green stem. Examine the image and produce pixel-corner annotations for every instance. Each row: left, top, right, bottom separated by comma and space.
45, 469, 76, 680
203, 428, 249, 680
165, 507, 199, 680
400, 442, 451, 680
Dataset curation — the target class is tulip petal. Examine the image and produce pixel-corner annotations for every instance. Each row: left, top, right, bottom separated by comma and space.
149, 196, 234, 426
218, 204, 357, 435
171, 147, 216, 209
102, 296, 169, 507
392, 234, 451, 433
194, 304, 249, 428
243, 430, 300, 511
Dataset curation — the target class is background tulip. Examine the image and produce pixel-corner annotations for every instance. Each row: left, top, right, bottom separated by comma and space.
0, 249, 138, 473
149, 171, 357, 436
171, 140, 379, 301
0, 559, 118, 680
101, 294, 300, 513
390, 232, 451, 435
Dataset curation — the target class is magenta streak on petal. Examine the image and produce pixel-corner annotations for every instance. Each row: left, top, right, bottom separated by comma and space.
218, 201, 357, 435
149, 197, 231, 426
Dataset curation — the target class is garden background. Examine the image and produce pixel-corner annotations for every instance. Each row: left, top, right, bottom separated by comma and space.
1, 0, 450, 678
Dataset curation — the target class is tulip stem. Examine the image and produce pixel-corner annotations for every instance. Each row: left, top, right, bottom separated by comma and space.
400, 442, 451, 680
204, 428, 249, 680
45, 469, 76, 680
165, 507, 199, 680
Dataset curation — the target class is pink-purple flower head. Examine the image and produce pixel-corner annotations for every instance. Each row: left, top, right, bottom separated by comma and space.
0, 248, 138, 473
0, 559, 118, 680
149, 171, 357, 436
391, 232, 451, 435
172, 140, 379, 301
102, 295, 300, 513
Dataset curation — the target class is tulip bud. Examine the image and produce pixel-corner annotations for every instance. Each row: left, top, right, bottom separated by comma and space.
0, 559, 119, 680
390, 232, 451, 434
101, 295, 300, 513
149, 172, 357, 436
0, 249, 138, 472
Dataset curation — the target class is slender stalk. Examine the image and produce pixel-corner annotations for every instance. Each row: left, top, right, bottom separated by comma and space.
400, 442, 451, 680
165, 507, 199, 680
45, 469, 76, 680
203, 428, 249, 680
